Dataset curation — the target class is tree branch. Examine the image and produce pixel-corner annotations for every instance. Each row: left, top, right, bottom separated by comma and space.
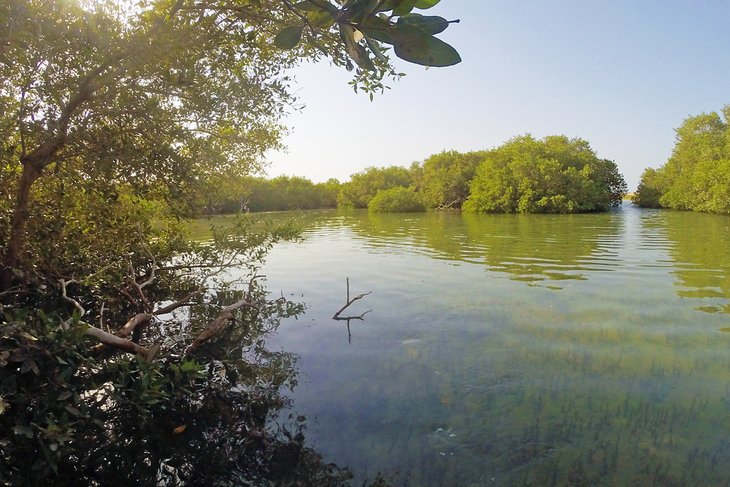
332, 277, 371, 320
85, 325, 154, 359
185, 296, 254, 355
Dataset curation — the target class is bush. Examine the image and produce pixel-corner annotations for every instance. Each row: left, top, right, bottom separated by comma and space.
368, 187, 425, 213
464, 135, 626, 214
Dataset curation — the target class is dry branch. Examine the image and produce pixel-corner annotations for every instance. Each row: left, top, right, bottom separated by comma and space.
85, 325, 153, 359
116, 313, 153, 340
185, 297, 254, 355
332, 277, 371, 320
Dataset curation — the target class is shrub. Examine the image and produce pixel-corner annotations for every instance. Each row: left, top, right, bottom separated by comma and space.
368, 187, 425, 213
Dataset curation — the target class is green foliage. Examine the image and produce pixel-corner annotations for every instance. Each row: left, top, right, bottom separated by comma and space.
0, 215, 362, 485
463, 135, 626, 214
276, 0, 460, 69
634, 107, 730, 214
0, 304, 356, 485
338, 166, 415, 208
418, 150, 487, 209
632, 168, 665, 208
247, 176, 340, 212
368, 187, 425, 213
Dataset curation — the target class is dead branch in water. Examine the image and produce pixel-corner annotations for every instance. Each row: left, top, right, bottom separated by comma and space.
332, 277, 371, 320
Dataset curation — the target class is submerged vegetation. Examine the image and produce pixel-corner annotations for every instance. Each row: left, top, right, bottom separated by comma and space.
634, 105, 730, 214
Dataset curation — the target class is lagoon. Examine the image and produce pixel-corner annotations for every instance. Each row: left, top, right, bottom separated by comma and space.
196, 205, 730, 485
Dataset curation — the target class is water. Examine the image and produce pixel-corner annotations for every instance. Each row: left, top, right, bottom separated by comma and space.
196, 205, 730, 486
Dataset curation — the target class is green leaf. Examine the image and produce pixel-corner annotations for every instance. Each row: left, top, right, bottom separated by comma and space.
397, 13, 449, 34
293, 0, 324, 11
20, 359, 39, 375
360, 16, 396, 44
295, 0, 340, 15
274, 25, 303, 50
307, 10, 335, 28
339, 23, 376, 70
365, 37, 388, 62
392, 24, 461, 67
347, 0, 381, 21
393, 0, 417, 16
415, 0, 441, 8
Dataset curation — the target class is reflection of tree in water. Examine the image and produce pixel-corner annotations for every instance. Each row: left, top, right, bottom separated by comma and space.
345, 210, 621, 287
461, 212, 621, 285
661, 210, 730, 314
1, 286, 358, 486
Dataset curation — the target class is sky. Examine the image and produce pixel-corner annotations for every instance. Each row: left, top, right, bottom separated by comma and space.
265, 0, 730, 191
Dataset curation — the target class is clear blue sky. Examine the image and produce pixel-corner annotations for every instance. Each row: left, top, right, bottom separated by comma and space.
266, 0, 730, 191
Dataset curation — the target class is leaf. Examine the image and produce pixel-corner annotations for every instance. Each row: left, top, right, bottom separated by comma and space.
397, 13, 449, 35
392, 24, 461, 67
307, 10, 335, 28
360, 16, 396, 44
18, 332, 38, 341
64, 405, 82, 417
393, 0, 417, 16
347, 0, 382, 20
339, 23, 376, 70
293, 0, 325, 11
365, 37, 388, 62
172, 424, 187, 434
20, 359, 39, 375
57, 391, 73, 401
415, 0, 441, 8
274, 25, 303, 50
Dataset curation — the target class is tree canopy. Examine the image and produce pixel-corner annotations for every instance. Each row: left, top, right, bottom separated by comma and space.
463, 135, 626, 214
0, 0, 461, 290
417, 150, 487, 209
633, 106, 730, 214
338, 165, 416, 208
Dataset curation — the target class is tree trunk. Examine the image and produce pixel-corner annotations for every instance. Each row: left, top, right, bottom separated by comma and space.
1, 162, 42, 291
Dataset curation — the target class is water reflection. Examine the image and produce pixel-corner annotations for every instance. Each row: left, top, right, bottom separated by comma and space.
660, 210, 730, 314
340, 210, 623, 288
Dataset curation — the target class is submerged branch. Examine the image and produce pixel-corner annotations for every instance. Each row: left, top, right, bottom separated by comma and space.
185, 296, 255, 355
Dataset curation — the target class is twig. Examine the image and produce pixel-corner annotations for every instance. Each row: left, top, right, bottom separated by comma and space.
332, 277, 371, 319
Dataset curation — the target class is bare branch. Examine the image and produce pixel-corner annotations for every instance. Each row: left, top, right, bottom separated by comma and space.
185, 296, 254, 355
116, 313, 153, 340
332, 277, 371, 320
84, 325, 154, 359
59, 278, 85, 318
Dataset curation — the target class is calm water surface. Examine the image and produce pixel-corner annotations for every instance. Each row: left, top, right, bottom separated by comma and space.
203, 205, 730, 486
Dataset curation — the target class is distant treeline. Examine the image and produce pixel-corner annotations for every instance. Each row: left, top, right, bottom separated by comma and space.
206, 135, 627, 214
633, 106, 730, 214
